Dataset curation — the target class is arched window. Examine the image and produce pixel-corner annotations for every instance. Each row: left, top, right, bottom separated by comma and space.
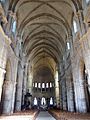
86, 0, 90, 4
42, 83, 45, 88
50, 97, 53, 105
34, 97, 38, 105
46, 83, 49, 88
41, 97, 46, 105
0, 0, 5, 3
73, 20, 78, 33
38, 83, 41, 88
12, 21, 16, 33
50, 82, 52, 88
67, 42, 70, 50
35, 83, 37, 88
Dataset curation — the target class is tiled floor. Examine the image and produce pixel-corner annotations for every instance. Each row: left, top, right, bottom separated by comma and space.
36, 111, 56, 120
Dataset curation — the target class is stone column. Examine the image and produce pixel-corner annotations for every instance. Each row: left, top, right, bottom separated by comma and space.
22, 63, 28, 105
78, 77, 87, 113
66, 76, 74, 112
5, 10, 16, 38
55, 86, 60, 108
15, 62, 24, 111
27, 65, 33, 108
10, 59, 18, 114
72, 67, 87, 113
0, 29, 11, 112
0, 35, 7, 102
2, 80, 14, 114
62, 79, 67, 110
59, 82, 63, 110
76, 10, 86, 35
0, 68, 6, 102
55, 70, 60, 108
86, 65, 90, 94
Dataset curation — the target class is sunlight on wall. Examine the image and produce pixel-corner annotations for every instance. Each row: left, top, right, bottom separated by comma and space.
55, 70, 60, 107
34, 97, 38, 105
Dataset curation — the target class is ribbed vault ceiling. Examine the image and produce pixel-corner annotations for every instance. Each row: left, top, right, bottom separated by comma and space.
9, 0, 82, 76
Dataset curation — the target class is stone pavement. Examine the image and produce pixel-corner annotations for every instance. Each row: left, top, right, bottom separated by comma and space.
49, 109, 90, 120
36, 111, 56, 120
0, 110, 38, 120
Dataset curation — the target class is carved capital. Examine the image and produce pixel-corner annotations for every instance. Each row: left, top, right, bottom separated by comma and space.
76, 9, 83, 18
4, 35, 12, 45
8, 10, 16, 20
3, 80, 13, 87
67, 34, 73, 41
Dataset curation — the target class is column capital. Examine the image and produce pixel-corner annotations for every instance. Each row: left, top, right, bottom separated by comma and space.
68, 33, 73, 38
4, 35, 12, 45
8, 10, 16, 21
3, 80, 14, 87
76, 9, 83, 18
67, 34, 73, 41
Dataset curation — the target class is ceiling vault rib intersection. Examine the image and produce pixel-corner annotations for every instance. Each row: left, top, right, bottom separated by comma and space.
9, 0, 80, 76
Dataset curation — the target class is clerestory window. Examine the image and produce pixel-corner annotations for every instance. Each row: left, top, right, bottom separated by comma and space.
34, 97, 37, 105
67, 42, 70, 50
38, 83, 41, 88
42, 83, 45, 88
73, 20, 78, 33
50, 97, 53, 105
86, 0, 90, 4
12, 21, 16, 33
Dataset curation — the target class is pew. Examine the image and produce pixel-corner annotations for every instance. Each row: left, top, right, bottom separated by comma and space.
49, 109, 90, 120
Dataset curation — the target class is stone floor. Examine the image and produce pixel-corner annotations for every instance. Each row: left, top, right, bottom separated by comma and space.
0, 110, 90, 120
36, 111, 56, 120
0, 110, 38, 120
49, 109, 90, 120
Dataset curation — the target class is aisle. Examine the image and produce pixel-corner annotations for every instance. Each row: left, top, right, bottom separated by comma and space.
36, 111, 56, 120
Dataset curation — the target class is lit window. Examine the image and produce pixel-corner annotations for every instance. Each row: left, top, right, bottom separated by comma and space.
41, 97, 46, 105
55, 71, 58, 82
50, 97, 53, 105
50, 82, 52, 88
42, 83, 45, 88
12, 21, 16, 33
0, 0, 5, 2
63, 56, 65, 61
46, 83, 49, 88
67, 42, 70, 50
73, 20, 78, 33
34, 97, 37, 105
86, 0, 90, 4
35, 83, 37, 88
38, 83, 41, 88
